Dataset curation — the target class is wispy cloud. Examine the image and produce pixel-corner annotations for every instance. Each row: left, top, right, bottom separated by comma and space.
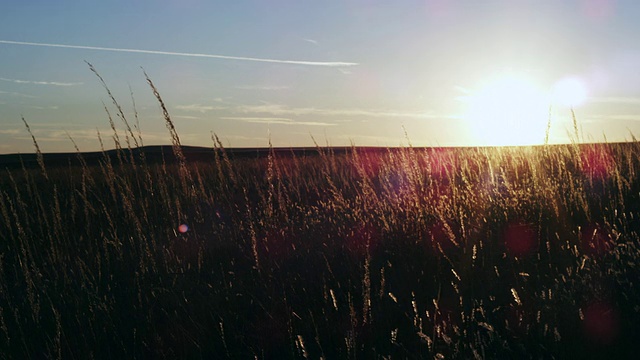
0, 77, 82, 86
454, 85, 471, 94
589, 97, 640, 105
583, 114, 640, 122
221, 116, 336, 126
18, 128, 171, 143
223, 135, 269, 141
236, 103, 455, 119
603, 115, 640, 121
0, 39, 359, 67
175, 104, 226, 113
332, 133, 401, 145
28, 122, 85, 128
146, 114, 202, 121
0, 129, 21, 135
235, 85, 290, 91
42, 129, 111, 141
303, 38, 319, 45
0, 90, 37, 98
28, 105, 59, 110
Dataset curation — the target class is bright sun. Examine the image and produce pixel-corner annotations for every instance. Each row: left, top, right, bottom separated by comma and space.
461, 73, 588, 146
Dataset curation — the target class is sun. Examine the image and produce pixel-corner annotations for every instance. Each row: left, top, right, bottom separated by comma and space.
461, 73, 550, 146
460, 73, 590, 146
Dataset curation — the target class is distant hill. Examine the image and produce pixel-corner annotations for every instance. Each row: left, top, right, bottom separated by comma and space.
0, 145, 368, 169
1, 142, 635, 170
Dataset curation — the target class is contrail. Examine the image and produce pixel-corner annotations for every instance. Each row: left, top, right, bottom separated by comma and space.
0, 39, 358, 67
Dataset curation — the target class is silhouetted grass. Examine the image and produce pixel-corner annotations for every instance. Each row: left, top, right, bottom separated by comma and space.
1, 70, 639, 359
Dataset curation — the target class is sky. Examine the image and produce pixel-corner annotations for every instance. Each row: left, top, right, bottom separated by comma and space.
2, 0, 640, 153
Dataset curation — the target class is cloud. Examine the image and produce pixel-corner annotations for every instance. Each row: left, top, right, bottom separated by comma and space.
175, 104, 226, 113
583, 114, 640, 122
235, 85, 290, 91
0, 129, 21, 135
0, 39, 359, 67
221, 117, 336, 126
0, 90, 37, 98
589, 97, 640, 105
603, 115, 640, 121
27, 122, 85, 128
19, 128, 172, 143
40, 129, 112, 141
331, 133, 401, 145
172, 115, 201, 120
236, 103, 455, 119
146, 114, 202, 121
218, 134, 270, 142
0, 77, 82, 86
303, 38, 319, 45
454, 85, 471, 94
28, 105, 59, 110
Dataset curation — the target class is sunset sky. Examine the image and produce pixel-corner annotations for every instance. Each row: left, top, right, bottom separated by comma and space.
2, 0, 640, 153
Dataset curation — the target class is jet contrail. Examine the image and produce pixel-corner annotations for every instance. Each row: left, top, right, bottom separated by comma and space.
0, 39, 358, 67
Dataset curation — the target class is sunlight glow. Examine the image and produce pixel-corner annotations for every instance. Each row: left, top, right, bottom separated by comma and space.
551, 77, 588, 107
461, 73, 590, 146
462, 73, 550, 146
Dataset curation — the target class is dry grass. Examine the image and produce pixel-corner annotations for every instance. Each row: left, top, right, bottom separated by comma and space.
0, 69, 639, 358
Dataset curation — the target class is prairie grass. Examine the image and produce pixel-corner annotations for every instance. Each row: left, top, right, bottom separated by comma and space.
1, 71, 639, 358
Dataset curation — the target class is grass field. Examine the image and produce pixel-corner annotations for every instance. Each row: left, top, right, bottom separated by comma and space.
1, 78, 640, 359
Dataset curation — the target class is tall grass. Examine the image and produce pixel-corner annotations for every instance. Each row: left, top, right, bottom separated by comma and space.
1, 70, 639, 358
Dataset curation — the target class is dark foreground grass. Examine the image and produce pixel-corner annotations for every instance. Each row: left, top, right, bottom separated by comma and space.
1, 74, 640, 358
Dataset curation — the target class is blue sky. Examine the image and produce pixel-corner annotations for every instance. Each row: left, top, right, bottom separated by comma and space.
2, 0, 640, 153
